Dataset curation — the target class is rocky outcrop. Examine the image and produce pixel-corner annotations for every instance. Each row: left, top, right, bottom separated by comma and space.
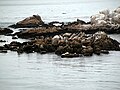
1, 31, 120, 58
63, 23, 120, 34
1, 6, 120, 58
9, 15, 44, 28
90, 7, 120, 25
17, 26, 62, 39
0, 28, 13, 35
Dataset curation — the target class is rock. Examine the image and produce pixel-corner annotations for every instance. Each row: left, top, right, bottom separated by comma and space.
63, 33, 71, 37
22, 45, 34, 53
10, 41, 21, 46
43, 44, 55, 52
77, 19, 87, 24
0, 40, 6, 42
61, 52, 80, 58
9, 15, 44, 28
3, 41, 22, 51
5, 33, 13, 36
55, 46, 66, 55
82, 46, 93, 56
0, 50, 7, 53
99, 9, 110, 16
112, 14, 120, 24
0, 28, 13, 35
0, 46, 4, 50
17, 26, 60, 39
12, 36, 18, 39
101, 50, 109, 54
81, 38, 92, 46
114, 7, 120, 13
40, 51, 47, 54
94, 47, 101, 55
4, 44, 10, 49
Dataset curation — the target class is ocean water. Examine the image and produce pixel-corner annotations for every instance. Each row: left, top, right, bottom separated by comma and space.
0, 0, 120, 90
0, 0, 120, 27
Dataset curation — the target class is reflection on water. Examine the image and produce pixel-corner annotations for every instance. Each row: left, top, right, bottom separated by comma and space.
0, 51, 120, 90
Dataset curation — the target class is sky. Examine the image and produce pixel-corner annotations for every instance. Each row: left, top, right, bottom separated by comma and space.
0, 0, 116, 5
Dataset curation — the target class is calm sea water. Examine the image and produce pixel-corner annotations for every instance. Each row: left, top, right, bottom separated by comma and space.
0, 0, 120, 90
0, 0, 120, 27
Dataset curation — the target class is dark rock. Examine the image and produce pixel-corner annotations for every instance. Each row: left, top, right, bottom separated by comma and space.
0, 46, 4, 50
12, 36, 18, 39
0, 50, 7, 53
82, 46, 93, 56
4, 41, 22, 51
40, 51, 47, 54
0, 40, 6, 42
0, 28, 13, 35
77, 19, 87, 24
4, 44, 10, 49
101, 50, 109, 54
55, 46, 66, 55
10, 41, 21, 46
22, 45, 34, 53
94, 47, 101, 55
5, 33, 13, 36
43, 44, 55, 52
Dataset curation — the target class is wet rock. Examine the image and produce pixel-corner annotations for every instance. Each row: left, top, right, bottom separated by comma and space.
67, 19, 86, 26
4, 41, 21, 51
0, 28, 13, 35
101, 50, 109, 54
82, 46, 93, 56
55, 46, 66, 55
40, 51, 47, 54
0, 46, 4, 50
0, 40, 6, 42
12, 36, 18, 39
4, 44, 10, 49
61, 52, 80, 58
0, 50, 7, 53
17, 26, 61, 39
93, 46, 101, 55
22, 45, 34, 53
10, 41, 21, 46
9, 15, 44, 28
43, 44, 55, 52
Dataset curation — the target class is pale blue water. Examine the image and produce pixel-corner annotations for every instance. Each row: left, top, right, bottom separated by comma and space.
0, 0, 120, 27
0, 0, 120, 90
